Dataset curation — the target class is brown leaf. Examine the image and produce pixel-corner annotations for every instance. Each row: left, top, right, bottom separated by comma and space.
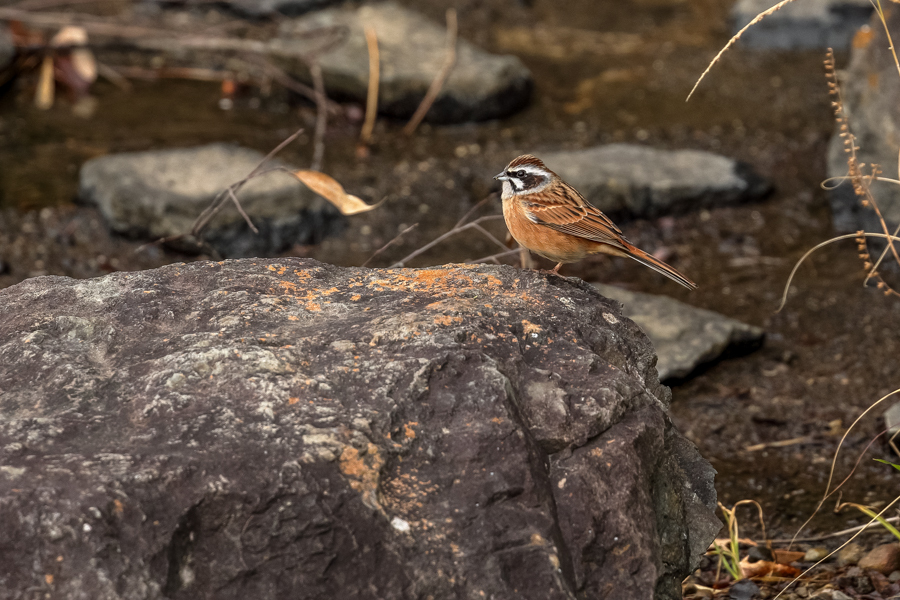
773, 549, 806, 565
739, 557, 800, 578
291, 170, 380, 215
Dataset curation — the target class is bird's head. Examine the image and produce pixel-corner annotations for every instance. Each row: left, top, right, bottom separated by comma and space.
494, 154, 556, 196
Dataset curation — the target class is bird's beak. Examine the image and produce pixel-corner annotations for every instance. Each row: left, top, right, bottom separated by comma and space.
494, 172, 509, 181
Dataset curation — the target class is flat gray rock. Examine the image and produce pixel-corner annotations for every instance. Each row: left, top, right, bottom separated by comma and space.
0, 260, 718, 599
79, 143, 342, 257
278, 2, 531, 122
827, 8, 900, 232
731, 0, 872, 49
541, 145, 769, 218
593, 283, 765, 381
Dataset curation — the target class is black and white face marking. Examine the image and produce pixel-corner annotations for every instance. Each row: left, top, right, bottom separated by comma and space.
495, 164, 552, 196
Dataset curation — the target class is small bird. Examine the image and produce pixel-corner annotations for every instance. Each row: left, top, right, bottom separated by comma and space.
495, 154, 696, 289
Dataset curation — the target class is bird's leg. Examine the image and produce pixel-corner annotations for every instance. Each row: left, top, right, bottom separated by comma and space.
552, 263, 562, 274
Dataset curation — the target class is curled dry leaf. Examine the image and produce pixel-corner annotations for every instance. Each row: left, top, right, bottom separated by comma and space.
291, 170, 380, 215
739, 557, 800, 579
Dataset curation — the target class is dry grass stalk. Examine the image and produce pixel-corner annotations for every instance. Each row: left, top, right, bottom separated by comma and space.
823, 49, 900, 298
359, 25, 379, 147
402, 8, 457, 135
308, 61, 327, 171
687, 0, 797, 101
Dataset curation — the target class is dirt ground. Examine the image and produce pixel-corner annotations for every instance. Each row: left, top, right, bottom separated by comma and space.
2, 0, 900, 589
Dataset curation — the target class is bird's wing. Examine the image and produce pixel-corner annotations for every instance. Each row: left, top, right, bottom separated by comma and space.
521, 182, 625, 246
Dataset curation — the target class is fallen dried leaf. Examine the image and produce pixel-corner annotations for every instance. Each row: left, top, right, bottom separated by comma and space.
35, 55, 54, 110
773, 549, 806, 565
739, 557, 800, 578
291, 170, 381, 215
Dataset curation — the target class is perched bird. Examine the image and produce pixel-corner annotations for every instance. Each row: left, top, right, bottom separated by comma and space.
494, 154, 697, 289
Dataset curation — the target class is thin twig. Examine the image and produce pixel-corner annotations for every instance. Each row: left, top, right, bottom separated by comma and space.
308, 62, 327, 171
0, 7, 345, 59
359, 25, 379, 147
390, 215, 505, 268
402, 8, 457, 135
138, 129, 304, 252
255, 59, 342, 115
770, 516, 900, 544
362, 223, 418, 268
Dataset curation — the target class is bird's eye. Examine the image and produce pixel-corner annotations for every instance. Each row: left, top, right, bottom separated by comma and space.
515, 170, 526, 178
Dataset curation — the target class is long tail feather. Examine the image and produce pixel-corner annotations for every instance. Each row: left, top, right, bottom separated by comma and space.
621, 241, 697, 290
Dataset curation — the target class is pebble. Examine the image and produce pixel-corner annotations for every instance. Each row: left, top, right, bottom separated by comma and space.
859, 543, 900, 574
804, 547, 830, 562
836, 543, 864, 567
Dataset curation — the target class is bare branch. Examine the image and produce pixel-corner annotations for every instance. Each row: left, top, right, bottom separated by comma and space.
362, 223, 418, 268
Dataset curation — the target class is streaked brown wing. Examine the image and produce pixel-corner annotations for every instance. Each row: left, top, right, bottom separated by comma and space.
521, 182, 625, 246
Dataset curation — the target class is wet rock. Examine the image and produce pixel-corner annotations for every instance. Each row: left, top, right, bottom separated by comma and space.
827, 8, 900, 233
837, 543, 865, 567
0, 24, 13, 72
219, 0, 341, 18
278, 2, 532, 123
859, 543, 900, 574
0, 260, 718, 599
79, 143, 343, 258
731, 0, 872, 49
592, 283, 765, 381
541, 144, 770, 219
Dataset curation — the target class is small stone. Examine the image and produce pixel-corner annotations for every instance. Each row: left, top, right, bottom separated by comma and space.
730, 579, 761, 600
749, 545, 775, 562
836, 542, 864, 567
859, 543, 900, 574
889, 570, 900, 582
831, 591, 853, 600
796, 585, 809, 598
804, 547, 830, 562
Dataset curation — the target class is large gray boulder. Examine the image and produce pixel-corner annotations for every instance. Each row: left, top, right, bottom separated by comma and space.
731, 0, 872, 49
541, 145, 769, 219
279, 2, 532, 122
79, 144, 343, 257
0, 260, 718, 600
827, 8, 900, 233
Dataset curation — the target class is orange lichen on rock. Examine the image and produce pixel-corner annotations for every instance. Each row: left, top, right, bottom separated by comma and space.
433, 315, 463, 326
339, 443, 384, 509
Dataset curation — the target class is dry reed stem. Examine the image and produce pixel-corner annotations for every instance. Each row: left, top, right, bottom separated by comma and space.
686, 0, 797, 101
823, 49, 900, 296
309, 62, 327, 171
403, 8, 457, 135
784, 387, 900, 550
359, 26, 379, 146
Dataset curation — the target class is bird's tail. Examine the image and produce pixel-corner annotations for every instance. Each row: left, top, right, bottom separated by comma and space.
620, 241, 697, 290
